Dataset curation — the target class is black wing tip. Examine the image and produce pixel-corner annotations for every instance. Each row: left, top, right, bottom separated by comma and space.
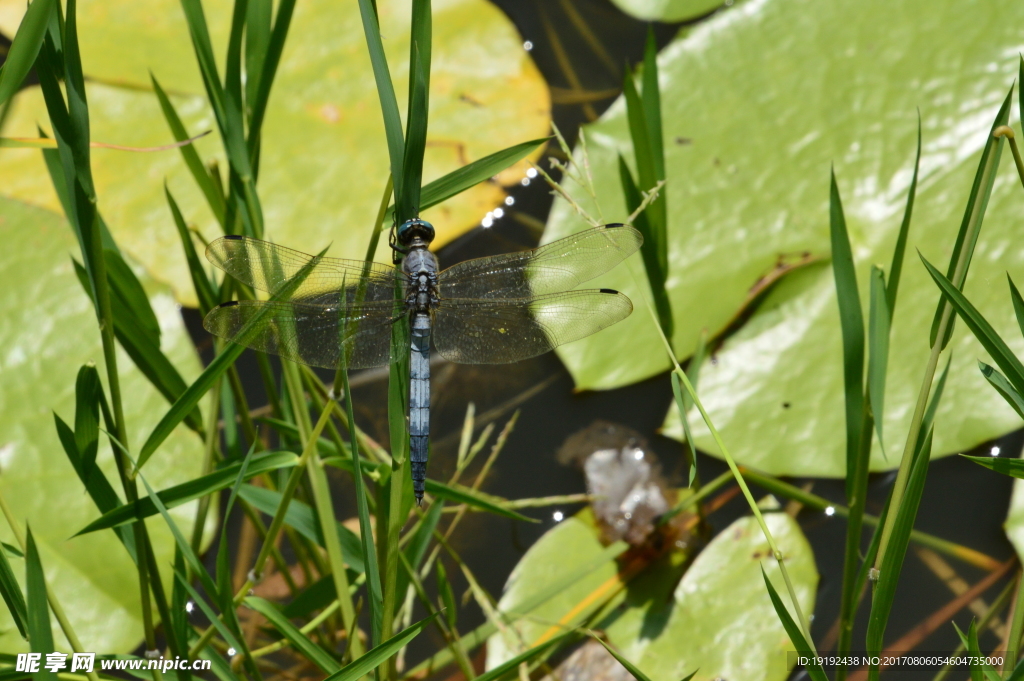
223, 234, 244, 241
603, 223, 626, 229
218, 300, 240, 307
599, 288, 620, 295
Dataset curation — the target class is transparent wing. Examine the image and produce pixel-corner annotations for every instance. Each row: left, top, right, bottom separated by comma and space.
203, 299, 400, 369
438, 224, 642, 299
433, 289, 633, 364
207, 235, 402, 304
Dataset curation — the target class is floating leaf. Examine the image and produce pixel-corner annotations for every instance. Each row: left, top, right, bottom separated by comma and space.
485, 510, 816, 681
607, 0, 723, 22
0, 0, 549, 306
542, 0, 1024, 475
0, 197, 207, 653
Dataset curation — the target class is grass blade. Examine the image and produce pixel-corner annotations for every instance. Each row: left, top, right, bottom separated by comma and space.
77, 451, 296, 534
886, 113, 921, 314
166, 186, 219, 312
0, 0, 55, 106
921, 256, 1024, 395
25, 529, 56, 681
399, 0, 431, 221
829, 169, 865, 496
868, 265, 891, 448
0, 535, 27, 638
246, 0, 296, 157
323, 613, 438, 681
594, 636, 654, 681
978, 361, 1024, 421
929, 87, 1012, 350
152, 75, 226, 225
761, 566, 828, 681
425, 480, 534, 522
473, 632, 573, 681
961, 453, 1024, 479
244, 597, 340, 673
357, 0, 405, 210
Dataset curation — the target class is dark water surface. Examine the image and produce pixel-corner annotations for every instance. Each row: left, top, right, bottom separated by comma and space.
180, 0, 1022, 678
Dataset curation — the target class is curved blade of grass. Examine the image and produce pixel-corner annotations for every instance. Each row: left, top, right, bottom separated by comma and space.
425, 480, 534, 522
244, 596, 340, 673
0, 535, 27, 638
173, 569, 242, 652
594, 636, 656, 681
961, 453, 1024, 479
474, 632, 574, 681
25, 528, 56, 681
885, 113, 921, 314
978, 361, 1024, 421
357, 0, 405, 210
868, 265, 891, 449
929, 88, 1012, 350
77, 451, 296, 534
921, 256, 1024, 395
829, 169, 865, 497
151, 75, 226, 225
0, 0, 55, 107
246, 0, 296, 157
760, 566, 828, 681
323, 613, 438, 681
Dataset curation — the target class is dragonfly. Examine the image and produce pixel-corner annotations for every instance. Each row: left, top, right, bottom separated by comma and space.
203, 219, 643, 502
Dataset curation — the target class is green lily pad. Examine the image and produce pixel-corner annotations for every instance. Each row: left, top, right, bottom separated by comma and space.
486, 509, 816, 681
0, 0, 549, 306
608, 0, 724, 22
0, 196, 208, 653
543, 0, 1024, 476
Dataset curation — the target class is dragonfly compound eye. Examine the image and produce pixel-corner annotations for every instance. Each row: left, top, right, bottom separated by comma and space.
397, 218, 435, 245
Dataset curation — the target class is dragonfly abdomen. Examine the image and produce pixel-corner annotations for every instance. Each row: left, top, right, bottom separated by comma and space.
409, 313, 431, 503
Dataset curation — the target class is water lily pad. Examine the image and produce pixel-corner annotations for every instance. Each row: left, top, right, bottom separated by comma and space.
0, 196, 207, 652
486, 509, 816, 681
543, 0, 1024, 476
0, 0, 549, 306
608, 0, 724, 22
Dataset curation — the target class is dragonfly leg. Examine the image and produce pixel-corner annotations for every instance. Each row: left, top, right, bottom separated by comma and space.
409, 313, 431, 504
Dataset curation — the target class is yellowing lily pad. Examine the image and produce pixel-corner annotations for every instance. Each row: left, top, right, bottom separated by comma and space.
0, 0, 549, 306
0, 196, 207, 653
544, 0, 1024, 476
485, 509, 816, 681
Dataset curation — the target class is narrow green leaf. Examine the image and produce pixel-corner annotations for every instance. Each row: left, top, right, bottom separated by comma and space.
594, 637, 654, 681
173, 569, 242, 652
866, 427, 933, 665
425, 479, 534, 522
77, 451, 297, 534
399, 0, 431, 221
356, 0, 405, 210
929, 87, 1012, 350
921, 255, 1024, 396
473, 633, 574, 681
246, 0, 296, 156
151, 75, 226, 225
760, 566, 828, 681
978, 361, 1024, 421
961, 453, 1024, 479
622, 73, 656, 210
104, 249, 161, 346
0, 536, 27, 639
886, 113, 921, 314
619, 154, 672, 338
25, 529, 56, 681
641, 28, 664, 183
867, 266, 890, 449
166, 186, 219, 313
1006, 655, 1024, 681
244, 0, 272, 119
952, 620, 985, 681
829, 170, 865, 498
323, 613, 437, 681
73, 364, 101, 477
245, 596, 340, 673
436, 560, 457, 632
0, 0, 55, 106
238, 484, 365, 574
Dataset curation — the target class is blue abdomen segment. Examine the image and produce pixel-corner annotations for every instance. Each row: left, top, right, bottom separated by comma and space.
409, 313, 431, 503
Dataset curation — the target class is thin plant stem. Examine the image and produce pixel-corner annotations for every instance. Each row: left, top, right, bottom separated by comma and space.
0, 490, 101, 681
1004, 571, 1024, 674
628, 258, 816, 651
191, 376, 223, 554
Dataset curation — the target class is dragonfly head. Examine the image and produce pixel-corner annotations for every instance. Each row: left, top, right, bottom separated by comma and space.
396, 218, 435, 247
